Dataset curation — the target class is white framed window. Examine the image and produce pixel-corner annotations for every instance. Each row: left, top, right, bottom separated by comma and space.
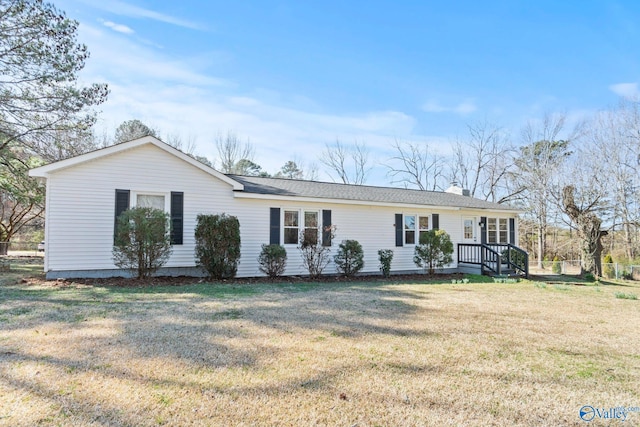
283, 210, 299, 244
463, 217, 475, 240
283, 209, 320, 245
402, 214, 432, 245
487, 217, 509, 244
132, 191, 170, 212
499, 218, 508, 243
418, 216, 430, 242
404, 215, 416, 245
303, 211, 319, 245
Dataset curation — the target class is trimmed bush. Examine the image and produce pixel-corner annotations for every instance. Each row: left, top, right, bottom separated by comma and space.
413, 229, 453, 275
112, 207, 172, 279
258, 244, 287, 278
194, 213, 241, 279
334, 240, 364, 277
378, 249, 394, 278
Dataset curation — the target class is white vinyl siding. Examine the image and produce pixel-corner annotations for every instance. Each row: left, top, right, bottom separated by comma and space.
44, 144, 234, 272
42, 142, 519, 278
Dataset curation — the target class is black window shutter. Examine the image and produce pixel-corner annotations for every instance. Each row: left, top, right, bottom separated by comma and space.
170, 192, 184, 245
432, 213, 439, 230
395, 214, 403, 247
509, 218, 516, 245
322, 209, 332, 247
270, 208, 280, 245
480, 216, 487, 244
114, 189, 130, 242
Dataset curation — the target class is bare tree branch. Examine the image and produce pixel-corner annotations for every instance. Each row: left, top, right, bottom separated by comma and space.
387, 139, 445, 191
320, 139, 372, 185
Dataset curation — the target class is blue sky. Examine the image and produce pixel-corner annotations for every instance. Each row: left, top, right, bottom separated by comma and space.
55, 0, 640, 184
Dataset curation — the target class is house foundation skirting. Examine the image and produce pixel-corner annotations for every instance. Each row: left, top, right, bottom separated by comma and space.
45, 266, 462, 280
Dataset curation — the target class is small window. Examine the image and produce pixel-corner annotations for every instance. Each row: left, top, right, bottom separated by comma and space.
463, 219, 474, 240
487, 218, 497, 243
487, 217, 508, 244
137, 194, 165, 210
499, 218, 508, 243
404, 215, 416, 245
284, 210, 299, 244
304, 211, 319, 245
418, 216, 429, 242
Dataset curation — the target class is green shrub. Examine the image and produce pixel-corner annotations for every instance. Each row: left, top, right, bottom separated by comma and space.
501, 248, 526, 268
378, 249, 394, 278
194, 213, 241, 279
413, 229, 453, 275
603, 254, 614, 278
584, 272, 596, 282
112, 207, 172, 279
258, 244, 287, 278
298, 226, 335, 279
334, 240, 364, 277
552, 255, 562, 274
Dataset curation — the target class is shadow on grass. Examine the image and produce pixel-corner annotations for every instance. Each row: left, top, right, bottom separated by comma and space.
530, 274, 639, 289
0, 271, 444, 424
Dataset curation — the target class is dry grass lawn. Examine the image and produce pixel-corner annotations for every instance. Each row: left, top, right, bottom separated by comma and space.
1, 263, 639, 426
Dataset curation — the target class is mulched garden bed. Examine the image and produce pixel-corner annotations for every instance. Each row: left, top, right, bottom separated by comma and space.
24, 272, 467, 289
6, 255, 467, 288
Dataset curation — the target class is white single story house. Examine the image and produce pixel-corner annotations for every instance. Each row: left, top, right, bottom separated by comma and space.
29, 136, 527, 279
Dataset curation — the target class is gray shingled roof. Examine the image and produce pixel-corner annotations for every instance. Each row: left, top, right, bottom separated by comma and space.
227, 175, 518, 211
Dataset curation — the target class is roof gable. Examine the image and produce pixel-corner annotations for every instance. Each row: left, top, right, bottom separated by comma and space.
29, 136, 244, 190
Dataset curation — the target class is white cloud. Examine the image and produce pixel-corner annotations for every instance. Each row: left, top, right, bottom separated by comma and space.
80, 0, 204, 30
422, 99, 477, 115
76, 22, 424, 183
101, 20, 134, 34
609, 82, 639, 99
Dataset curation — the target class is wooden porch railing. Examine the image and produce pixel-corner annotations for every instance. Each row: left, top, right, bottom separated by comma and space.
458, 243, 529, 278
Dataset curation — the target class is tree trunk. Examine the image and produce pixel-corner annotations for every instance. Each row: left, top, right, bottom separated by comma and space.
562, 186, 605, 277
537, 223, 545, 269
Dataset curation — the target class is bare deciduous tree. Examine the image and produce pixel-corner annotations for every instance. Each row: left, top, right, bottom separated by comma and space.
562, 185, 606, 277
449, 121, 515, 202
593, 100, 640, 260
320, 139, 372, 185
510, 113, 575, 268
387, 139, 446, 191
0, 150, 44, 253
214, 131, 255, 174
164, 132, 198, 155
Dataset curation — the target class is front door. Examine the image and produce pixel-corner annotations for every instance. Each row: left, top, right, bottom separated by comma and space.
462, 217, 477, 243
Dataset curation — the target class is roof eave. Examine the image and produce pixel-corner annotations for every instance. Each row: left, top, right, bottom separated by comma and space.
233, 191, 519, 212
